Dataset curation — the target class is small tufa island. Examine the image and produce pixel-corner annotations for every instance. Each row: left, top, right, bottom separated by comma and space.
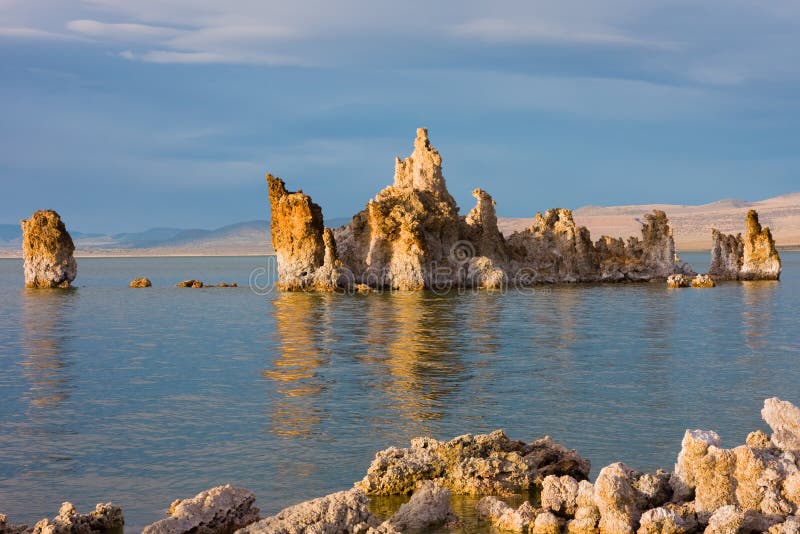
20, 210, 77, 289
267, 129, 781, 291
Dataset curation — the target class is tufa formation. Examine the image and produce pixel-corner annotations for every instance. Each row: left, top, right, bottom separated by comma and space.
20, 210, 77, 289
709, 209, 782, 281
267, 129, 700, 291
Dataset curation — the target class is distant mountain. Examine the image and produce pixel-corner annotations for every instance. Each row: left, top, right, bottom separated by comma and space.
1, 193, 798, 257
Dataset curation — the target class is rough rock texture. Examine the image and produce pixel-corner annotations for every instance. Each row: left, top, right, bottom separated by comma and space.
593, 463, 672, 534
709, 210, 781, 281
476, 497, 537, 532
142, 484, 259, 534
27, 502, 123, 534
20, 210, 77, 288
269, 129, 691, 291
667, 274, 692, 288
356, 430, 590, 496
691, 274, 715, 288
763, 397, 800, 452
176, 280, 203, 288
267, 174, 344, 291
235, 488, 394, 534
130, 277, 152, 288
385, 481, 458, 530
0, 515, 29, 534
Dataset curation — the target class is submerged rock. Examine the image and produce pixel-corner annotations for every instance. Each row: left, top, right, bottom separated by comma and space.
691, 274, 715, 288
214, 282, 238, 287
236, 488, 393, 534
143, 484, 259, 534
386, 481, 458, 531
176, 280, 203, 288
20, 210, 77, 288
356, 429, 589, 496
709, 210, 781, 281
269, 129, 691, 291
130, 277, 152, 288
28, 502, 123, 534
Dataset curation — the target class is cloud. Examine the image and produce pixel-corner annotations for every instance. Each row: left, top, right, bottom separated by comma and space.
450, 18, 675, 49
119, 49, 305, 66
0, 26, 84, 40
66, 19, 183, 41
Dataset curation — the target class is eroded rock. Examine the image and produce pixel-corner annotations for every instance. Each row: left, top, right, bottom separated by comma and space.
269, 129, 692, 291
130, 277, 152, 288
356, 430, 589, 496
691, 274, 715, 288
176, 280, 203, 288
476, 497, 537, 532
20, 210, 77, 289
667, 274, 692, 288
386, 481, 457, 531
763, 397, 800, 452
143, 484, 259, 534
29, 502, 123, 534
236, 488, 392, 534
709, 210, 781, 281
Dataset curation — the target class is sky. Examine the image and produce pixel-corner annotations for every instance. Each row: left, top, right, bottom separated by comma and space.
1, 1, 799, 233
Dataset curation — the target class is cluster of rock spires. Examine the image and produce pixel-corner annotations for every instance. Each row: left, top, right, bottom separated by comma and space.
710, 210, 782, 281
266, 129, 780, 291
7, 397, 800, 533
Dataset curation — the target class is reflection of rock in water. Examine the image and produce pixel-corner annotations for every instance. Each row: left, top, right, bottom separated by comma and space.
265, 292, 333, 438
742, 281, 778, 351
360, 292, 467, 433
20, 289, 76, 409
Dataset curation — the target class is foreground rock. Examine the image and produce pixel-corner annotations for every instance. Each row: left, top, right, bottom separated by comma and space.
710, 210, 781, 280
357, 429, 590, 496
1, 502, 123, 534
236, 488, 392, 534
269, 129, 692, 291
691, 274, 715, 288
20, 210, 77, 288
667, 274, 692, 288
130, 277, 152, 288
143, 484, 258, 534
385, 481, 458, 531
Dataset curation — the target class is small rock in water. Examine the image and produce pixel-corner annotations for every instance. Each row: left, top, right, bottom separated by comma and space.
130, 277, 152, 288
666, 274, 691, 288
142, 484, 258, 534
357, 429, 590, 496
27, 501, 123, 534
691, 274, 715, 288
214, 282, 238, 287
20, 210, 77, 289
176, 280, 203, 288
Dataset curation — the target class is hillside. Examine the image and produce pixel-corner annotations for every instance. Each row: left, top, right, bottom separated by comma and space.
0, 194, 797, 257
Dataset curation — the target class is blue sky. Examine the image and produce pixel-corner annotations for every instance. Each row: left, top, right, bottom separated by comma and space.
1, 1, 799, 232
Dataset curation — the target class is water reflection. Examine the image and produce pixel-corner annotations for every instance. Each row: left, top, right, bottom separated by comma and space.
265, 292, 333, 438
20, 289, 76, 409
742, 281, 778, 351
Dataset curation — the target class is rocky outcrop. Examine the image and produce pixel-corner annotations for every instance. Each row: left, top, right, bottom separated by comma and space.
709, 210, 781, 281
130, 277, 152, 288
691, 274, 715, 288
667, 274, 692, 288
476, 497, 539, 532
20, 210, 77, 288
9, 502, 124, 534
268, 129, 691, 291
176, 279, 203, 288
356, 429, 590, 496
235, 488, 393, 534
143, 484, 259, 534
385, 481, 458, 531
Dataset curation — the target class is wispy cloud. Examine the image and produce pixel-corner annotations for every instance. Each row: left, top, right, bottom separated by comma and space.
119, 49, 306, 66
0, 26, 85, 40
66, 19, 183, 41
450, 18, 676, 49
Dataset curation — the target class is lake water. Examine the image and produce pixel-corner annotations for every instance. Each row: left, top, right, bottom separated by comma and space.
0, 253, 798, 531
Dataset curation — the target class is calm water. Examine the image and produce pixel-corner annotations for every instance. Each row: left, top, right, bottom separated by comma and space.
0, 253, 798, 530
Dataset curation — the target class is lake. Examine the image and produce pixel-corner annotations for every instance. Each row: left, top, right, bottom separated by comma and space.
0, 253, 798, 531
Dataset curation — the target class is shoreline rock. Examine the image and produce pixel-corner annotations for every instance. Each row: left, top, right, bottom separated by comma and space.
268, 129, 694, 291
142, 484, 259, 534
20, 210, 77, 289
